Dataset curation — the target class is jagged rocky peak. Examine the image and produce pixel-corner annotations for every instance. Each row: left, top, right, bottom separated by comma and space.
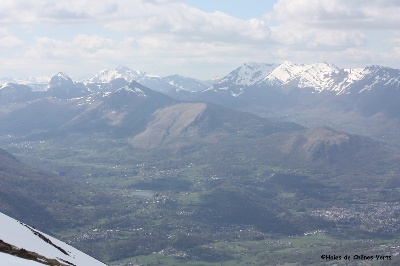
47, 72, 90, 98
213, 62, 276, 88
238, 62, 276, 75
49, 72, 74, 87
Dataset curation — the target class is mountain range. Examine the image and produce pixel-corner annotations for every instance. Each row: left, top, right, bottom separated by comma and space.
1, 62, 400, 264
1, 60, 399, 146
2, 60, 399, 114
82, 65, 207, 93
1, 61, 399, 144
193, 61, 399, 118
5, 60, 399, 96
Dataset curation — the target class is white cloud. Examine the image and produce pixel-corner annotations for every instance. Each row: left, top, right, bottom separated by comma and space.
0, 0, 278, 78
0, 27, 23, 48
270, 25, 366, 50
269, 0, 400, 29
262, 0, 400, 58
0, 0, 273, 45
25, 35, 132, 60
0, 35, 23, 48
103, 2, 272, 45
0, 0, 399, 78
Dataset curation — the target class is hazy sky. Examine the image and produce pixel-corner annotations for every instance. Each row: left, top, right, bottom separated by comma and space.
0, 0, 399, 80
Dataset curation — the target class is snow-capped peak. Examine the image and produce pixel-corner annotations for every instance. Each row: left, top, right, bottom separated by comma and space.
208, 60, 399, 96
258, 61, 341, 91
232, 62, 276, 86
262, 61, 303, 84
210, 62, 276, 90
82, 66, 146, 84
50, 72, 73, 82
49, 72, 74, 87
55, 72, 72, 81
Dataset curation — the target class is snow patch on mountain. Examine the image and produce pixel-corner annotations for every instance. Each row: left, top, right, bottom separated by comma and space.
206, 62, 276, 93
259, 61, 340, 91
219, 62, 276, 87
83, 66, 183, 93
126, 86, 147, 97
55, 72, 71, 81
263, 61, 303, 85
0, 211, 106, 265
0, 82, 11, 89
83, 65, 145, 84
233, 62, 276, 86
209, 61, 400, 96
115, 86, 147, 97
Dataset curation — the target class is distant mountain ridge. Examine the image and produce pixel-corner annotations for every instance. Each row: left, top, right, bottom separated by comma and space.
1, 61, 399, 142
188, 61, 400, 142
82, 65, 207, 93
2, 61, 399, 96
205, 61, 400, 95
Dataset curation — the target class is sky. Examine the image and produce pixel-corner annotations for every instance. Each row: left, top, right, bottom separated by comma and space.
0, 0, 399, 80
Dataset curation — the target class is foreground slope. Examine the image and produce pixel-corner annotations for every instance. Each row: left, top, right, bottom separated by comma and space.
0, 211, 107, 265
0, 148, 84, 230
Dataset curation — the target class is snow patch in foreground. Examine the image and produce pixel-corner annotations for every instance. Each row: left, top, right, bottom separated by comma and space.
0, 212, 107, 265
